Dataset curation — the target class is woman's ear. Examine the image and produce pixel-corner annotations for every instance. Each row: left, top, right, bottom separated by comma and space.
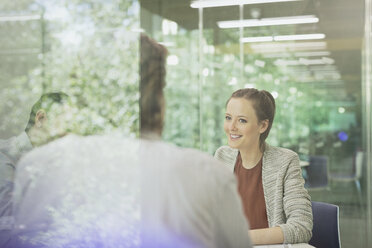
35, 109, 47, 128
259, 119, 269, 134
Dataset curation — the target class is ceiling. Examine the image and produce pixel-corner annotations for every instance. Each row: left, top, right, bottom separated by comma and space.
140, 0, 365, 100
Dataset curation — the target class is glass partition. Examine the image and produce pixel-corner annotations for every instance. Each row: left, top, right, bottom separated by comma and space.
0, 1, 44, 137
364, 0, 372, 244
141, 0, 370, 247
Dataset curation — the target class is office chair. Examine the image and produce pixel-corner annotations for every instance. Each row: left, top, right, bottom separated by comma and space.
309, 201, 341, 248
304, 155, 329, 190
330, 150, 364, 208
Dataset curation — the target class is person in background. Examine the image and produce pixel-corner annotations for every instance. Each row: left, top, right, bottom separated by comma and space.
215, 88, 313, 245
7, 35, 253, 248
24, 92, 71, 147
0, 92, 69, 247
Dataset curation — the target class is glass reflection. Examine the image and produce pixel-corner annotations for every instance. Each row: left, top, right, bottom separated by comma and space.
0, 0, 370, 247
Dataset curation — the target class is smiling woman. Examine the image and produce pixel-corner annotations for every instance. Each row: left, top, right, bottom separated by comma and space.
214, 88, 313, 245
224, 97, 270, 161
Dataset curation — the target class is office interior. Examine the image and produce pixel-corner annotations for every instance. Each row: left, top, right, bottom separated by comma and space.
1, 0, 371, 247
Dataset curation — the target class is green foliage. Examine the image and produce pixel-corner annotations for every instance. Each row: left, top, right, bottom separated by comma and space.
159, 25, 337, 156
1, 0, 358, 162
1, 0, 140, 138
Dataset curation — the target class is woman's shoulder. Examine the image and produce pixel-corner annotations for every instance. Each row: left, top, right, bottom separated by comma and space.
214, 146, 238, 157
265, 144, 298, 159
263, 145, 302, 182
263, 145, 300, 170
214, 146, 238, 166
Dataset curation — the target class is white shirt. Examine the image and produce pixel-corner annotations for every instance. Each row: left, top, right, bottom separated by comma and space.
0, 132, 32, 164
11, 134, 252, 248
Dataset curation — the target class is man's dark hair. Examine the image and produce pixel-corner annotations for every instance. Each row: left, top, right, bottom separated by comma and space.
25, 92, 69, 133
140, 34, 168, 137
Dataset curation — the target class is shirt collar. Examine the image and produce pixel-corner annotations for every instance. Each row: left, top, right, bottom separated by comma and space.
0, 132, 33, 162
13, 132, 33, 155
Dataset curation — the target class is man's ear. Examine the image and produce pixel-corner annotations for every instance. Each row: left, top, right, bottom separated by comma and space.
35, 109, 47, 128
259, 119, 269, 134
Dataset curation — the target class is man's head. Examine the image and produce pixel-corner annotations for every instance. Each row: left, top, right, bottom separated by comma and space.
140, 34, 168, 138
25, 92, 72, 146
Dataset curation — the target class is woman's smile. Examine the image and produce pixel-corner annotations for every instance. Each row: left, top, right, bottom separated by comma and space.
230, 134, 243, 140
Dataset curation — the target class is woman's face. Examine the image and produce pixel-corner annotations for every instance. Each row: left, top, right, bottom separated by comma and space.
224, 98, 267, 152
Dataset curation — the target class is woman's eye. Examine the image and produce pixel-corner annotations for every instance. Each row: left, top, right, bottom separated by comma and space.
225, 116, 231, 120
239, 119, 247, 123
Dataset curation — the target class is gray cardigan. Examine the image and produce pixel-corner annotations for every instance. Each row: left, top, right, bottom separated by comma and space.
214, 144, 313, 244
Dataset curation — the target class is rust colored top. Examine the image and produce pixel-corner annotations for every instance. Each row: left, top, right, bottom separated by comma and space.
234, 153, 268, 230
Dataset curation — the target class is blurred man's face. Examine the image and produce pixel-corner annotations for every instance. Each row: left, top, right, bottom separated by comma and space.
28, 101, 77, 146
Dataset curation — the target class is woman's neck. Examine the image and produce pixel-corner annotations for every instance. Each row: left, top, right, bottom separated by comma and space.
239, 145, 263, 169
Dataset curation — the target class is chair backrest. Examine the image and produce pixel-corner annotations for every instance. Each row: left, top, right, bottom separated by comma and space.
309, 201, 341, 248
354, 150, 363, 179
305, 155, 328, 188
